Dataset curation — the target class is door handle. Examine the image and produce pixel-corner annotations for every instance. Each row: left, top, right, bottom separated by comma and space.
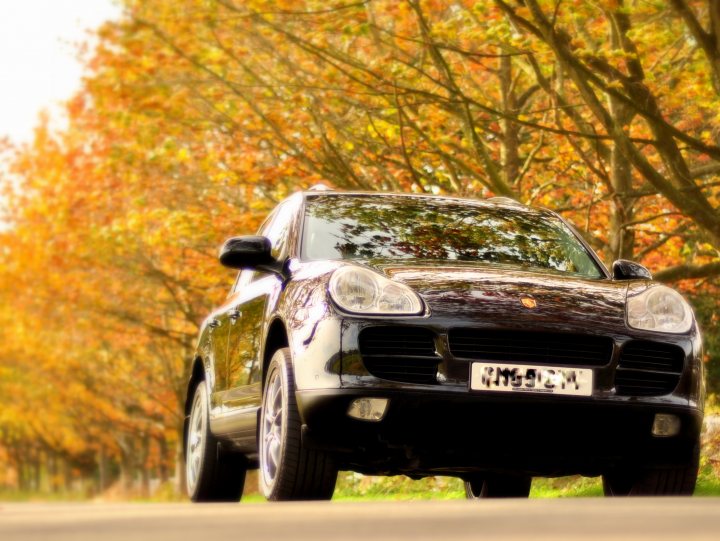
208, 318, 221, 329
229, 309, 242, 323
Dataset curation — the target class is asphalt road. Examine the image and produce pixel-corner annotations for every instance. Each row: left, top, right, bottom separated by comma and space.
1, 499, 719, 541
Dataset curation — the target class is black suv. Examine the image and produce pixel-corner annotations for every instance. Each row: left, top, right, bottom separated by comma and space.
183, 190, 704, 501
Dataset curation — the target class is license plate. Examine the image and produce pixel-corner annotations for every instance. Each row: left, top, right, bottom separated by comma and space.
470, 362, 593, 397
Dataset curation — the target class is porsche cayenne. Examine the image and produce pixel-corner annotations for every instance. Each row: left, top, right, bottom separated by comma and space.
183, 189, 704, 501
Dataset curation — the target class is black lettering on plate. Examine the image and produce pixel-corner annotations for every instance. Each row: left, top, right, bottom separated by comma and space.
495, 367, 516, 386
481, 366, 494, 387
564, 370, 579, 390
544, 369, 556, 389
525, 369, 536, 388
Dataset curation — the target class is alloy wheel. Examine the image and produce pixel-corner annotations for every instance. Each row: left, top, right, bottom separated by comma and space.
260, 367, 284, 491
186, 385, 206, 496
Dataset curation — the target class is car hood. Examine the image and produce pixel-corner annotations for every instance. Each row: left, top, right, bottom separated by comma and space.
372, 262, 629, 331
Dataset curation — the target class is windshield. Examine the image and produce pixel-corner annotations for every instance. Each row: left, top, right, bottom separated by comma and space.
302, 195, 604, 279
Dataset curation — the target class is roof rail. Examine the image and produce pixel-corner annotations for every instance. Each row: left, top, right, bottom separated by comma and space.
488, 196, 525, 207
308, 183, 334, 192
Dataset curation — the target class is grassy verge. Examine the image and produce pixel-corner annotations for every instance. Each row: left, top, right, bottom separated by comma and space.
0, 490, 89, 503
3, 468, 719, 503
327, 463, 720, 501
3, 462, 719, 503
3, 469, 719, 503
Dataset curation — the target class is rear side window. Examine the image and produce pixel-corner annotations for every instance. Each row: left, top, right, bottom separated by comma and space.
258, 196, 301, 260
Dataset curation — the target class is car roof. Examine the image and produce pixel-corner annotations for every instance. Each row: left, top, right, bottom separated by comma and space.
298, 189, 547, 215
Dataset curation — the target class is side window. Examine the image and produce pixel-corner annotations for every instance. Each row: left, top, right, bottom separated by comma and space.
259, 198, 300, 260
228, 271, 242, 297
231, 269, 255, 294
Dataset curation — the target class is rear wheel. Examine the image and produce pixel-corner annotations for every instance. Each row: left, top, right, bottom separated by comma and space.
603, 444, 699, 496
259, 348, 338, 501
464, 474, 532, 498
185, 382, 247, 502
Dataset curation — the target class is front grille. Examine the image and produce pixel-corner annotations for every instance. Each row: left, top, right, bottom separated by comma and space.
448, 329, 613, 366
615, 341, 684, 396
358, 326, 439, 384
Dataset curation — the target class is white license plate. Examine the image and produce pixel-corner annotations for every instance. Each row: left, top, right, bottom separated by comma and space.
470, 362, 593, 397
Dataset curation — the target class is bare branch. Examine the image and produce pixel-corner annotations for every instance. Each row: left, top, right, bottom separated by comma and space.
654, 261, 720, 282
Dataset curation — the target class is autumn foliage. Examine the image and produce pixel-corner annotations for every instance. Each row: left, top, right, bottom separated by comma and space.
2, 0, 720, 495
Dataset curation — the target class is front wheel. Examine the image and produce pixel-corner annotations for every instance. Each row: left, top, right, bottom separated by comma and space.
602, 446, 699, 496
259, 348, 338, 501
185, 382, 247, 502
464, 474, 532, 498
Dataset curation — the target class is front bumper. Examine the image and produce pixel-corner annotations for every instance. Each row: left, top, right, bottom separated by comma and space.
292, 315, 704, 477
297, 387, 703, 477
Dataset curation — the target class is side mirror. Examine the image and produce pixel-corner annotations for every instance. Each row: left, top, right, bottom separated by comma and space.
219, 236, 274, 269
612, 259, 652, 280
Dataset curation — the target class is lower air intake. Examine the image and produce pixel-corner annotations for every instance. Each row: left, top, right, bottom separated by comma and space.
358, 326, 439, 385
615, 340, 684, 396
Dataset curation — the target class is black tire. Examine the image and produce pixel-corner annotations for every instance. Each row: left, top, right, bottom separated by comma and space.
464, 474, 532, 498
185, 382, 247, 502
259, 348, 337, 501
603, 445, 699, 496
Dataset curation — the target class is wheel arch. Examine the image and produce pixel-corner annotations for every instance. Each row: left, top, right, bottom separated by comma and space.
183, 356, 207, 461
262, 317, 290, 391
185, 357, 206, 414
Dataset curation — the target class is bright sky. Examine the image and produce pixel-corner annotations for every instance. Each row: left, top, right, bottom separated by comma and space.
0, 0, 121, 144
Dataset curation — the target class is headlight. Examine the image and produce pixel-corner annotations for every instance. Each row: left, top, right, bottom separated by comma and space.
329, 266, 424, 315
627, 285, 693, 333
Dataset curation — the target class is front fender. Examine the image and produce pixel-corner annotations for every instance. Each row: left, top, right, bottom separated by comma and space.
266, 264, 343, 391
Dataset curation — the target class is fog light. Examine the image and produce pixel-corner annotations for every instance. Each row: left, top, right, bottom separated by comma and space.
347, 398, 388, 421
652, 414, 681, 437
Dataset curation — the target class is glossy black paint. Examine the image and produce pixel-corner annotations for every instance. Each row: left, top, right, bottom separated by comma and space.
219, 235, 274, 269
612, 259, 653, 280
296, 389, 703, 477
185, 191, 704, 479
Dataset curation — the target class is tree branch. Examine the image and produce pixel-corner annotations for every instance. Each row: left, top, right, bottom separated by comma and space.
654, 261, 720, 282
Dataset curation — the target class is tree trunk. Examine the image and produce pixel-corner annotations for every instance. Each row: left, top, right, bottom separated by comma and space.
98, 447, 107, 494
118, 436, 136, 495
63, 457, 73, 492
158, 435, 169, 484
17, 459, 27, 492
140, 434, 151, 498
500, 55, 520, 188
607, 15, 636, 261
33, 455, 41, 493
176, 419, 186, 496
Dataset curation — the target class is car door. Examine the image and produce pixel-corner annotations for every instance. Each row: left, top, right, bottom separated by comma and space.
220, 197, 300, 422
222, 272, 269, 410
208, 274, 241, 414
213, 270, 254, 410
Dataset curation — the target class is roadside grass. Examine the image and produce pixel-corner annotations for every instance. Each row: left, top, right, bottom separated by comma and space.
531, 463, 720, 498
531, 476, 603, 498
0, 490, 88, 503
2, 468, 719, 502
301, 464, 720, 501
333, 474, 465, 501
693, 464, 720, 496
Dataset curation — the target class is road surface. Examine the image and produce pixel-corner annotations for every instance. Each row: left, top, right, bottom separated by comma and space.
1, 499, 719, 540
